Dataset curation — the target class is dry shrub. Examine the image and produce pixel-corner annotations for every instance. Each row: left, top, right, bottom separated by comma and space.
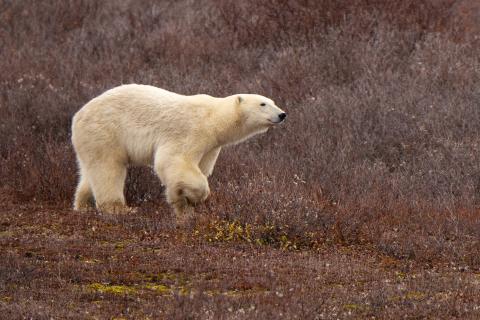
1, 0, 479, 266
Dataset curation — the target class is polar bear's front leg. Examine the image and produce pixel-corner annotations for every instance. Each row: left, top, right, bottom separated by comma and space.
170, 194, 194, 227
155, 154, 210, 227
166, 179, 208, 228
199, 147, 221, 177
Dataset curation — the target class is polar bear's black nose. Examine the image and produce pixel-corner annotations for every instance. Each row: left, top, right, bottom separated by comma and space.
279, 113, 287, 121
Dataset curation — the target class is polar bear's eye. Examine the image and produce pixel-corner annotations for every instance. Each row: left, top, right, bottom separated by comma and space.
260, 103, 266, 107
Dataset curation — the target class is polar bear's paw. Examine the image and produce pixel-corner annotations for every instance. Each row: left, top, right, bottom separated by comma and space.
173, 205, 195, 229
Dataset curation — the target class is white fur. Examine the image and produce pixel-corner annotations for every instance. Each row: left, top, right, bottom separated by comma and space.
71, 84, 285, 220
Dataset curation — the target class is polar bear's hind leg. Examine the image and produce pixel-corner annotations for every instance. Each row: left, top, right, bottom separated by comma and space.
73, 173, 94, 211
87, 160, 128, 214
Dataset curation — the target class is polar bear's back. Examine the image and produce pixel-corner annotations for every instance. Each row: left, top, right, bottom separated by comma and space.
79, 84, 186, 115
72, 84, 202, 166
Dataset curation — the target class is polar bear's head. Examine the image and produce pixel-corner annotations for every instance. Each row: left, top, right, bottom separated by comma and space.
236, 94, 286, 131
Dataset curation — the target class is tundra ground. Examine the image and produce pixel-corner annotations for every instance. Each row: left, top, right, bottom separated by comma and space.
1, 1, 480, 318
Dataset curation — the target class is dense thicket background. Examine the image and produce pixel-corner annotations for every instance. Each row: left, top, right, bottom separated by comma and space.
1, 0, 480, 318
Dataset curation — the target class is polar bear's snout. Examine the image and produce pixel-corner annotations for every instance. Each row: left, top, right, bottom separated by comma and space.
270, 112, 287, 124
268, 103, 287, 124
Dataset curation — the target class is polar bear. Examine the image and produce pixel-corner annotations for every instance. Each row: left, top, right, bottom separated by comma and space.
71, 84, 286, 224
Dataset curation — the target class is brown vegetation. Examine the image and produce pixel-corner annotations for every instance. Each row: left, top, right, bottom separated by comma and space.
1, 0, 480, 318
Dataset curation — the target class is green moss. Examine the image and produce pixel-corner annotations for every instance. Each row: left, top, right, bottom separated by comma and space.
0, 230, 14, 238
141, 271, 182, 281
87, 281, 189, 296
199, 220, 253, 243
344, 303, 360, 310
343, 303, 369, 311
405, 291, 426, 300
195, 220, 313, 251
87, 283, 137, 295
205, 289, 221, 296
178, 286, 191, 296
123, 270, 193, 296
113, 240, 131, 250
144, 283, 172, 294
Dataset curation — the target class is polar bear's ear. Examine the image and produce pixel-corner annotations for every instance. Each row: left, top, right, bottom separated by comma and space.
236, 95, 243, 104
